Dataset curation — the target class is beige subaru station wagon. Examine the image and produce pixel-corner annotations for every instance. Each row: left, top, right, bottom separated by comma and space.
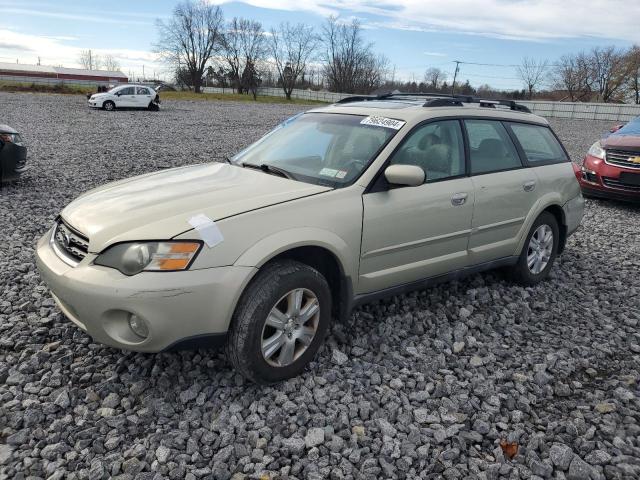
36, 93, 584, 383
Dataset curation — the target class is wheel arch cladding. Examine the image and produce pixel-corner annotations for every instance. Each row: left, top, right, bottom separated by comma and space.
259, 246, 350, 322
543, 204, 567, 253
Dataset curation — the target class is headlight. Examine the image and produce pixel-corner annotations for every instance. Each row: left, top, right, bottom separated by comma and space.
94, 241, 202, 275
0, 133, 24, 146
587, 141, 605, 159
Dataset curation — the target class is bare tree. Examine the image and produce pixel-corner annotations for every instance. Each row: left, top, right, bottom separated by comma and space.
155, 0, 224, 93
221, 17, 267, 96
517, 57, 548, 99
624, 45, 640, 104
321, 16, 383, 94
78, 49, 101, 70
102, 54, 120, 72
590, 46, 627, 103
553, 53, 593, 101
358, 54, 389, 93
269, 22, 318, 100
423, 67, 446, 90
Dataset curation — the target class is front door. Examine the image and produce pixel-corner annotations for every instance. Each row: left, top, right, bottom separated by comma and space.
359, 120, 474, 294
464, 119, 538, 264
116, 86, 135, 107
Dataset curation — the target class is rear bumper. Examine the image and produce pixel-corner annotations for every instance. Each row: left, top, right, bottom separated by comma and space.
36, 228, 256, 352
562, 193, 584, 236
0, 143, 27, 181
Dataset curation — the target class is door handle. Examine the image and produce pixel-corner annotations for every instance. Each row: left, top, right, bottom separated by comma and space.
451, 192, 468, 206
523, 180, 536, 192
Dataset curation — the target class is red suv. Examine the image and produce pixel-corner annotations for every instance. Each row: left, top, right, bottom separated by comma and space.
575, 118, 640, 202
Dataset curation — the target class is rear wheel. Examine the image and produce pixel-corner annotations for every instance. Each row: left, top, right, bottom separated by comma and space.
510, 212, 559, 285
103, 101, 115, 111
226, 260, 332, 384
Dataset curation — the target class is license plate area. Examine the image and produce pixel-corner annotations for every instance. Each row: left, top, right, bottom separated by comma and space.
619, 172, 640, 186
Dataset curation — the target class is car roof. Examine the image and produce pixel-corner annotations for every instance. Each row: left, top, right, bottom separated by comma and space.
308, 97, 549, 126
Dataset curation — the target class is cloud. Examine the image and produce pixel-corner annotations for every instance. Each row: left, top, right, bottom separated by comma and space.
424, 51, 446, 57
0, 29, 165, 78
2, 8, 154, 26
209, 0, 640, 43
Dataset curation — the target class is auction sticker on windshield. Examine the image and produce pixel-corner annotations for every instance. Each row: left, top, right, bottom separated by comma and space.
360, 116, 405, 130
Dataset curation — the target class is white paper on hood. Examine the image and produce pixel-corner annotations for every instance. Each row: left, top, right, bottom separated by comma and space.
188, 214, 224, 248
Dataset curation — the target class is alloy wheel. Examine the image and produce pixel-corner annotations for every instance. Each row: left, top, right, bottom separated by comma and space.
527, 224, 553, 274
261, 288, 320, 367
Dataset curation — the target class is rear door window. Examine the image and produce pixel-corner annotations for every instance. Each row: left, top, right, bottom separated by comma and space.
507, 123, 568, 164
464, 119, 522, 175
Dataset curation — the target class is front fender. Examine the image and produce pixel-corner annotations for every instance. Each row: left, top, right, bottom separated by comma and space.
234, 227, 357, 280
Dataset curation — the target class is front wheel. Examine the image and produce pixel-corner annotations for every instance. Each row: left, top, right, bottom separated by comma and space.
226, 260, 332, 384
103, 100, 115, 111
510, 212, 559, 285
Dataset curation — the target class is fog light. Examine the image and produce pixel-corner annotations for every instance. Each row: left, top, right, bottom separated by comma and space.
128, 314, 149, 338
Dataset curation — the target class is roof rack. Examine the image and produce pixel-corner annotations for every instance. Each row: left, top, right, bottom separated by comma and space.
335, 91, 531, 113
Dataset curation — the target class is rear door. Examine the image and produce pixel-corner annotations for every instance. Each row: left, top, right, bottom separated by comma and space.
359, 119, 474, 293
464, 119, 538, 264
135, 87, 153, 108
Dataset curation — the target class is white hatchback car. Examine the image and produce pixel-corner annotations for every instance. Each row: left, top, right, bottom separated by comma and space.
88, 84, 160, 111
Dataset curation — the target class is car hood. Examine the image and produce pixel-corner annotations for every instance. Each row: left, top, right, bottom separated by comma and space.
90, 93, 109, 99
602, 134, 640, 151
61, 163, 331, 252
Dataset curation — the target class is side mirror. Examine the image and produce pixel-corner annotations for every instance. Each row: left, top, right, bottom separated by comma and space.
115, 92, 121, 96
610, 124, 624, 133
384, 164, 425, 187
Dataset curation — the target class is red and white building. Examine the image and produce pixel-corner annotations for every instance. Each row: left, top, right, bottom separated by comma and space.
0, 62, 128, 86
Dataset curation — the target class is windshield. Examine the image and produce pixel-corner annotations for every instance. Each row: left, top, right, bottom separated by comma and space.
108, 86, 121, 94
232, 112, 403, 187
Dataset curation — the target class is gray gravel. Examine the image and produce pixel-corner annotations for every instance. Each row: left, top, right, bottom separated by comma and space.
1, 92, 639, 480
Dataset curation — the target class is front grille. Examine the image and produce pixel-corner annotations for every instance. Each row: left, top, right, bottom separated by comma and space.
602, 177, 640, 192
52, 220, 89, 266
605, 149, 640, 169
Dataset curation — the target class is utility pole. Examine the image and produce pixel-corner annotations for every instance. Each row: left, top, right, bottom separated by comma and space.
451, 60, 461, 95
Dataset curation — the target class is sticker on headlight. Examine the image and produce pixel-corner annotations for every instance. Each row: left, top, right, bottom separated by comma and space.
188, 214, 223, 248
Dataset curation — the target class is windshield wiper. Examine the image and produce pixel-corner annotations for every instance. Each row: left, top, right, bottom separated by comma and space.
242, 163, 297, 180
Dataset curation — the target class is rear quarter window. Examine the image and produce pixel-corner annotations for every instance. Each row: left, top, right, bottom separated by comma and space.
507, 123, 568, 165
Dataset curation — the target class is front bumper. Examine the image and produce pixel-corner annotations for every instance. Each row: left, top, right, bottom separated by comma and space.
577, 155, 640, 202
35, 228, 257, 352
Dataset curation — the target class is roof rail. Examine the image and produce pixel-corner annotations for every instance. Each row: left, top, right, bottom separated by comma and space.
424, 98, 463, 108
336, 92, 394, 104
335, 91, 531, 112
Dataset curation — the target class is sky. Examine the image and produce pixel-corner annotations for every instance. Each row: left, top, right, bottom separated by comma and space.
0, 0, 638, 90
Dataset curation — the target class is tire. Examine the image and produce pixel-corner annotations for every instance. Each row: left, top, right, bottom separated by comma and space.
226, 260, 332, 384
148, 102, 159, 111
103, 101, 115, 111
510, 212, 559, 286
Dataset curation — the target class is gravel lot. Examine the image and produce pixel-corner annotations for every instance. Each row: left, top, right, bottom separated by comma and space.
1, 92, 639, 480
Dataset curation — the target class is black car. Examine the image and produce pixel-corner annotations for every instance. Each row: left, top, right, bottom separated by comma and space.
0, 124, 27, 182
